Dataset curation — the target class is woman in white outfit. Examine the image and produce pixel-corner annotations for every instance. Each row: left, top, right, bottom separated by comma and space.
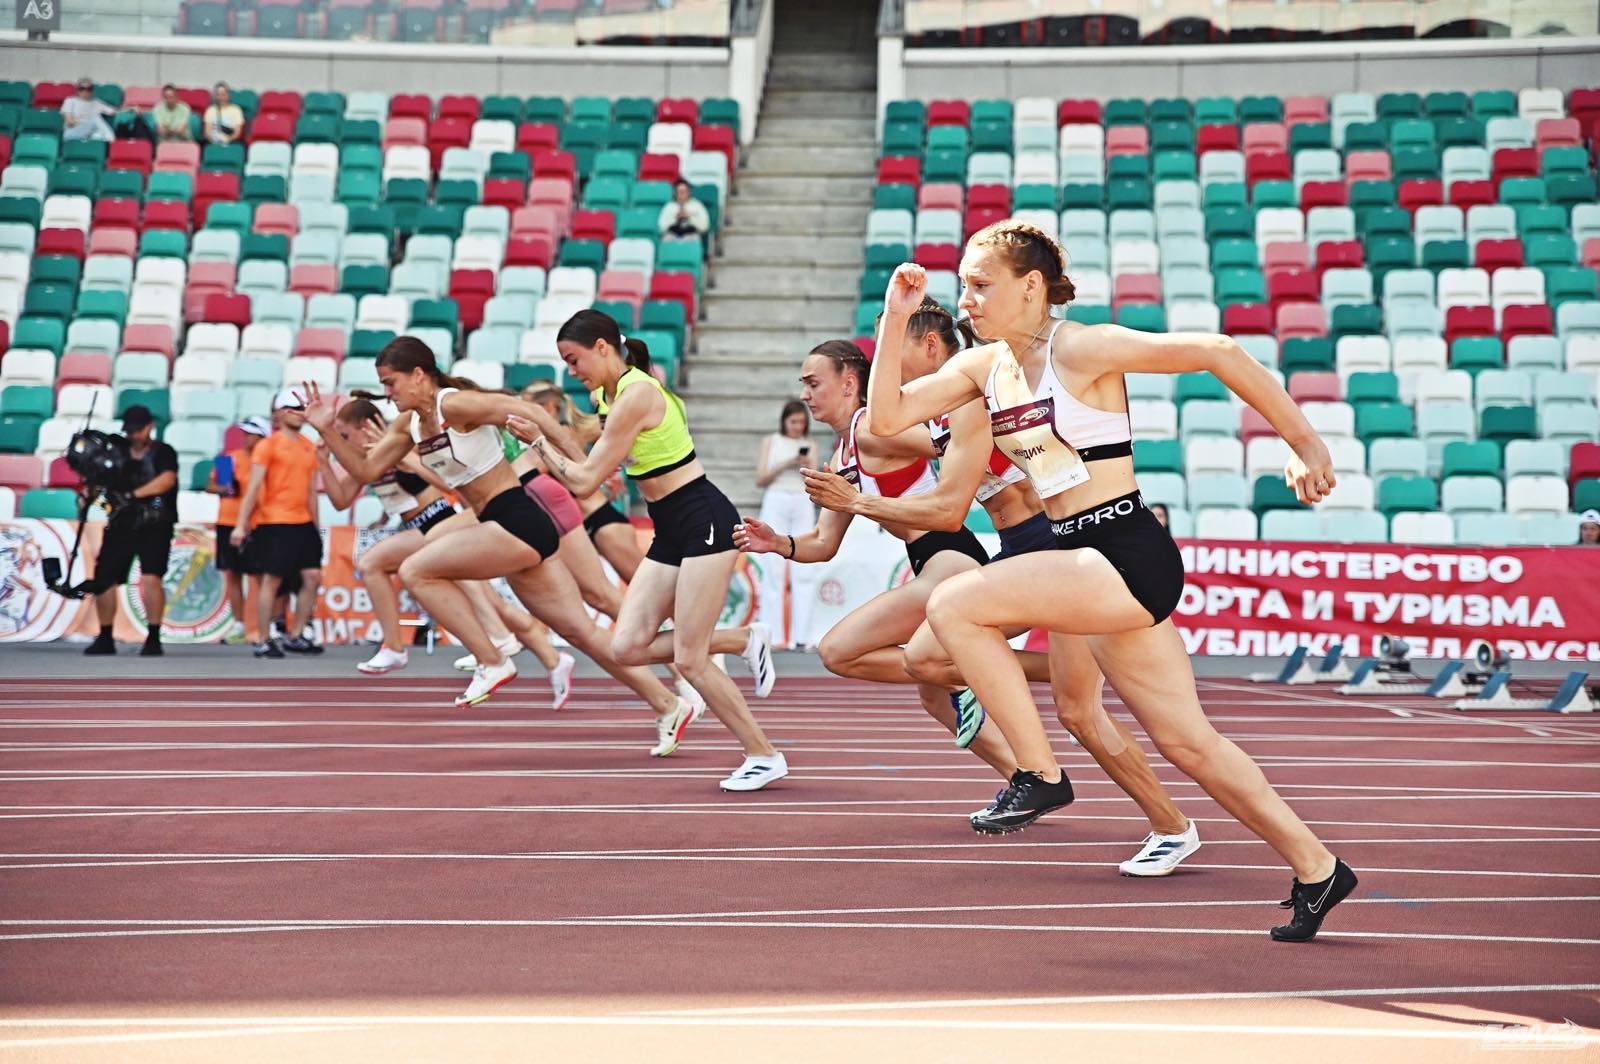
754, 400, 820, 648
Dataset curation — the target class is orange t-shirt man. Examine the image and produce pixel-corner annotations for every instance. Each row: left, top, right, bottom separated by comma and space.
249, 430, 317, 525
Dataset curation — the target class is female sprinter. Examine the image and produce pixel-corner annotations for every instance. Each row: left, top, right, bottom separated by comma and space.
315, 401, 574, 706
798, 300, 1198, 877
734, 339, 1003, 771
303, 340, 698, 759
507, 310, 785, 791
866, 223, 1356, 941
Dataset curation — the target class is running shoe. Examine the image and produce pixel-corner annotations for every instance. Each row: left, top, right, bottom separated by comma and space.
357, 646, 409, 675
971, 787, 1007, 818
83, 634, 116, 656
270, 617, 288, 641
649, 698, 696, 757
1271, 858, 1358, 943
951, 688, 985, 749
221, 620, 249, 646
455, 658, 518, 708
741, 623, 776, 698
719, 752, 789, 792
1119, 821, 1202, 877
676, 677, 707, 724
549, 651, 576, 710
970, 769, 1076, 835
282, 635, 324, 655
139, 635, 163, 657
454, 634, 522, 672
253, 639, 285, 659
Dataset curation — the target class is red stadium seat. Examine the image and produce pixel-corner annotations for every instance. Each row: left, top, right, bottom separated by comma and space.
877, 155, 920, 187
503, 237, 551, 268
570, 209, 616, 244
1535, 117, 1582, 150
1444, 305, 1495, 343
692, 125, 736, 171
482, 178, 525, 210
252, 203, 299, 238
1569, 442, 1600, 491
1267, 266, 1317, 305
289, 264, 338, 297
120, 324, 175, 362
1314, 240, 1364, 273
1299, 181, 1347, 209
1500, 304, 1553, 343
248, 112, 294, 144
389, 94, 433, 120
1448, 179, 1496, 209
637, 152, 681, 183
1284, 95, 1329, 124
1241, 122, 1288, 154
1288, 371, 1340, 402
92, 198, 140, 231
1344, 150, 1391, 183
36, 228, 85, 261
1275, 302, 1327, 340
516, 122, 559, 153
1196, 124, 1240, 155
656, 98, 699, 126
428, 117, 472, 170
1492, 147, 1539, 184
295, 327, 347, 361
1246, 150, 1291, 185
437, 94, 480, 123
1475, 238, 1524, 271
649, 271, 697, 319
46, 456, 80, 489
1057, 99, 1101, 126
967, 184, 1010, 211
530, 150, 576, 185
913, 243, 960, 272
203, 293, 252, 327
1223, 303, 1273, 335
1398, 178, 1443, 212
917, 183, 962, 211
88, 228, 137, 258
142, 200, 190, 233
108, 139, 153, 177
193, 171, 239, 227
926, 100, 970, 127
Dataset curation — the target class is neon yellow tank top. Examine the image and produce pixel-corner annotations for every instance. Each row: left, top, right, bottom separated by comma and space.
595, 366, 696, 479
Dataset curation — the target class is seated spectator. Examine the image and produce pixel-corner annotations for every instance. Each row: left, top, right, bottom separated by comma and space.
151, 84, 194, 142
204, 82, 245, 145
657, 179, 710, 242
1580, 509, 1599, 546
61, 78, 116, 143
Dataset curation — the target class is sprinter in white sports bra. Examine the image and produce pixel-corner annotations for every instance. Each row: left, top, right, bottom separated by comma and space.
866, 222, 1357, 943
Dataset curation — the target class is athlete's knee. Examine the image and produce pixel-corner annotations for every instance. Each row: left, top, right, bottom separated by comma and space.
396, 555, 431, 586
1051, 686, 1102, 735
609, 624, 653, 666
816, 632, 853, 677
1152, 725, 1225, 777
903, 637, 948, 685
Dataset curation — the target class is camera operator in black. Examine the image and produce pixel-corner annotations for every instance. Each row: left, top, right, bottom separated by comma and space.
83, 404, 179, 656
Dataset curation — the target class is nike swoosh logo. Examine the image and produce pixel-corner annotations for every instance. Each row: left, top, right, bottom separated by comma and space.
1306, 870, 1340, 914
704, 525, 715, 545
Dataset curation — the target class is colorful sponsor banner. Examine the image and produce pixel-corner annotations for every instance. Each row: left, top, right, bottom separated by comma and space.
1165, 539, 1600, 662
7, 522, 1594, 660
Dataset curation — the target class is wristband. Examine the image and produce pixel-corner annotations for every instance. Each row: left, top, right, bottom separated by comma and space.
787, 535, 796, 559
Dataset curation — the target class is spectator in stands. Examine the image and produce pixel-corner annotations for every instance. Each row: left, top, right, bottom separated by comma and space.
1149, 502, 1170, 529
231, 390, 324, 658
754, 400, 820, 649
203, 82, 245, 146
151, 84, 194, 143
1580, 510, 1600, 546
60, 78, 116, 143
82, 404, 179, 657
658, 180, 710, 242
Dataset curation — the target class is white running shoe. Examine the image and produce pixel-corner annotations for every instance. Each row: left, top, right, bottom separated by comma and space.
719, 752, 788, 792
549, 651, 576, 710
357, 646, 409, 675
740, 623, 776, 698
676, 677, 707, 724
454, 658, 518, 708
454, 634, 523, 672
221, 619, 249, 646
649, 698, 696, 757
1119, 820, 1202, 877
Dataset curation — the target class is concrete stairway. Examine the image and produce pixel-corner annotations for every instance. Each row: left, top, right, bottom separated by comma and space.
680, 0, 878, 513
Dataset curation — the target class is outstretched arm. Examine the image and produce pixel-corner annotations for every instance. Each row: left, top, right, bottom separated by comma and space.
806, 399, 990, 532
302, 382, 415, 484
734, 504, 853, 564
866, 263, 986, 437
512, 383, 658, 499
1068, 325, 1335, 504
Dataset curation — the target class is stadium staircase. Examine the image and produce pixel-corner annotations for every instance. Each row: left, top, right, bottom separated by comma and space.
684, 0, 877, 512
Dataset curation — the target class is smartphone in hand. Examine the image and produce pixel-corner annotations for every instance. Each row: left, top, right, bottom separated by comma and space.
214, 454, 235, 495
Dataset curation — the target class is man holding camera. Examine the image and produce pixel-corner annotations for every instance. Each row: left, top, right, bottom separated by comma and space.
83, 404, 178, 656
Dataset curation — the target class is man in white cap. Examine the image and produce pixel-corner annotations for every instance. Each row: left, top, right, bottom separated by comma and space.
231, 390, 324, 658
206, 415, 272, 646
1580, 509, 1600, 546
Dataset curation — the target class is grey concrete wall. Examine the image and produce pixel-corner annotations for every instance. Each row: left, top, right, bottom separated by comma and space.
897, 35, 1600, 101
0, 32, 730, 99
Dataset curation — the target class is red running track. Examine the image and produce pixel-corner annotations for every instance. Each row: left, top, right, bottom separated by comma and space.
0, 673, 1598, 1062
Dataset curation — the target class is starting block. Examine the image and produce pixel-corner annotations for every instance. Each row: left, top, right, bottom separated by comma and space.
1338, 659, 1479, 698
1249, 644, 1352, 685
1453, 670, 1598, 714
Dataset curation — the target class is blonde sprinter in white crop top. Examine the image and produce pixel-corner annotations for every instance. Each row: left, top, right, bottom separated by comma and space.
867, 223, 1357, 942
304, 338, 701, 734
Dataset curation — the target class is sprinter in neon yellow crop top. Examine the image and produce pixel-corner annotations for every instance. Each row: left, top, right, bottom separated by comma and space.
594, 365, 696, 479
510, 308, 790, 793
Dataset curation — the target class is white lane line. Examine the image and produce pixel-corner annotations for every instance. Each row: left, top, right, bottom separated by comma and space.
0, 919, 1594, 948
648, 982, 1600, 1017
12, 896, 1588, 928
1, 851, 1596, 880
0, 1013, 1594, 1044
0, 925, 373, 942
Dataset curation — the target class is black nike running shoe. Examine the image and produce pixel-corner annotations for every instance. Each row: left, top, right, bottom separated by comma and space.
970, 769, 1075, 835
1271, 858, 1358, 942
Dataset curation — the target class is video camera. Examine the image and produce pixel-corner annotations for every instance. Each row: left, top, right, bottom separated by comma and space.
43, 410, 162, 599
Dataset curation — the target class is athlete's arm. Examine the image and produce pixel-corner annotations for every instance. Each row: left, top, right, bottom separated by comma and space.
317, 447, 362, 510
734, 505, 853, 564
520, 382, 660, 499
867, 264, 986, 437
302, 382, 414, 483
401, 451, 451, 496
1067, 325, 1336, 504
809, 399, 989, 532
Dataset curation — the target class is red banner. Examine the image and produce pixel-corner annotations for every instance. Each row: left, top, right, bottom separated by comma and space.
1169, 539, 1600, 662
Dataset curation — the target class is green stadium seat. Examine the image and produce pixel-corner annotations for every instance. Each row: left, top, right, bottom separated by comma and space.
1280, 337, 1334, 373
1479, 405, 1537, 443
1252, 475, 1306, 513
1065, 304, 1112, 325
19, 489, 80, 520
1442, 440, 1502, 479
1346, 371, 1400, 404
1133, 438, 1183, 473
1378, 475, 1439, 514
1450, 336, 1503, 373
1355, 402, 1415, 440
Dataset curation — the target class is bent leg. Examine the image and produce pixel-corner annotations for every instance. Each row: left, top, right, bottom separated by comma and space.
1090, 622, 1334, 882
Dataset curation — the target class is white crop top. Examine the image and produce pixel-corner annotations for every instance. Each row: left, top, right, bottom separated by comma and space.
984, 319, 1133, 499
835, 408, 939, 499
927, 415, 1028, 504
409, 387, 504, 489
